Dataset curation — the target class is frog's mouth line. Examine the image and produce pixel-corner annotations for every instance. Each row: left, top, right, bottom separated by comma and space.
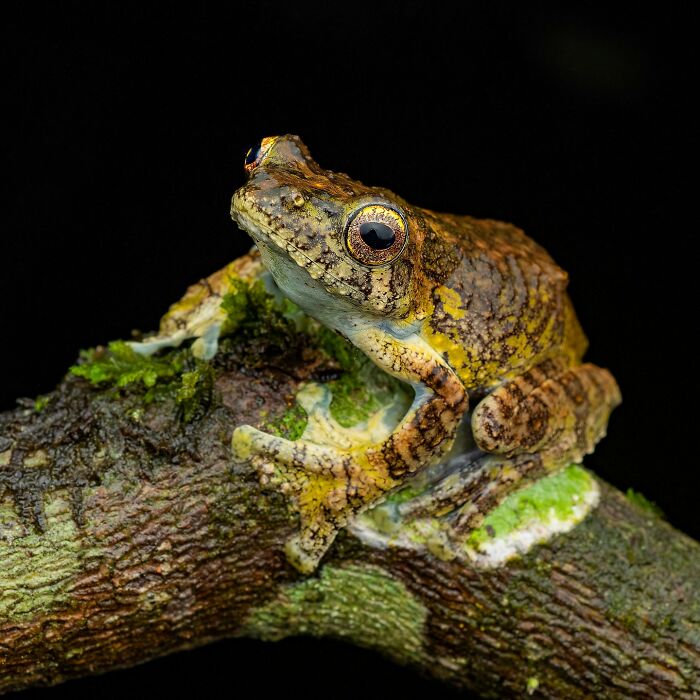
234, 214, 365, 303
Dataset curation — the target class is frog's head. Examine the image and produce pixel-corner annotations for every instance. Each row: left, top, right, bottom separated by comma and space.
231, 135, 430, 330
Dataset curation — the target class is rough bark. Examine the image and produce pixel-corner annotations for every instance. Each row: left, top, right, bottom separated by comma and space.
1, 332, 699, 698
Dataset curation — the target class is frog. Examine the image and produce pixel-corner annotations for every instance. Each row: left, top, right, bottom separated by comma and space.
227, 134, 621, 573
133, 134, 621, 572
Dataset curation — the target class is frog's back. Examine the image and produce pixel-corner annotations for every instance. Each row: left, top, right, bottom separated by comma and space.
418, 210, 587, 394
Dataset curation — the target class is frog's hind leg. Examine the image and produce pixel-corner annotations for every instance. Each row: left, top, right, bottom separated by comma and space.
397, 358, 620, 533
472, 357, 621, 464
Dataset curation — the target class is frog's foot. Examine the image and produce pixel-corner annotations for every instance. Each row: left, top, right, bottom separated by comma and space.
394, 451, 544, 532
232, 424, 395, 573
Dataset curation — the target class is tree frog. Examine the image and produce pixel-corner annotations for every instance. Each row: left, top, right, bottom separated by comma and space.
135, 134, 621, 572
228, 135, 621, 572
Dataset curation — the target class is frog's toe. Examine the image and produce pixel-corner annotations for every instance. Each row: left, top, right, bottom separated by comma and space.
231, 424, 263, 462
231, 425, 346, 474
231, 426, 300, 466
231, 424, 300, 463
284, 510, 345, 573
128, 335, 185, 357
284, 533, 329, 574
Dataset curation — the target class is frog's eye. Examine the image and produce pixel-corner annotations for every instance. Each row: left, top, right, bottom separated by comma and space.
244, 136, 278, 172
345, 204, 408, 266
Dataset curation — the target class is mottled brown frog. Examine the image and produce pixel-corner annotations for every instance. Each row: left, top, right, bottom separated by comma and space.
228, 135, 621, 572
136, 134, 621, 573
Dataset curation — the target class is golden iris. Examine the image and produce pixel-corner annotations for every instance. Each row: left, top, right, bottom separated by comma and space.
345, 204, 407, 266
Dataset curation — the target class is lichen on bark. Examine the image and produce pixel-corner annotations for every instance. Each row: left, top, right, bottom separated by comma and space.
242, 563, 428, 664
0, 493, 102, 622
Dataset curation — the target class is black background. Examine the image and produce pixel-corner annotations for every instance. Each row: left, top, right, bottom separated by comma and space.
2, 3, 696, 699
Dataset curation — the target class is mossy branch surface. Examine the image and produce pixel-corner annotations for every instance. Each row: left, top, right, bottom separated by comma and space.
1, 278, 699, 697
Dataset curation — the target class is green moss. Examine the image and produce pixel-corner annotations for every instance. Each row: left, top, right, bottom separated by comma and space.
266, 403, 308, 441
33, 394, 51, 413
223, 281, 367, 376
626, 488, 665, 519
317, 336, 409, 428
175, 361, 214, 423
70, 341, 215, 422
70, 341, 184, 391
327, 371, 383, 427
468, 465, 595, 548
221, 278, 299, 344
220, 277, 250, 332
220, 277, 410, 429
315, 325, 366, 372
242, 563, 427, 663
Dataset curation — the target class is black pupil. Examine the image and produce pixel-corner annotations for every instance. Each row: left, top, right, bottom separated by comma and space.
359, 221, 395, 250
245, 141, 263, 166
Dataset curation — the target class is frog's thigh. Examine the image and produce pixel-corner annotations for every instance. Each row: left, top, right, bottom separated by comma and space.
472, 358, 622, 465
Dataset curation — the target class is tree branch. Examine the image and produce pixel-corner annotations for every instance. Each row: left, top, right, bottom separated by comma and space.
1, 289, 699, 698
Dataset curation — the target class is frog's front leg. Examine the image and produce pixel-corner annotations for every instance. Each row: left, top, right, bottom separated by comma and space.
232, 327, 467, 573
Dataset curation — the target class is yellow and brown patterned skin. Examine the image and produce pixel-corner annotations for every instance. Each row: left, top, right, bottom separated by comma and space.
230, 135, 621, 573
